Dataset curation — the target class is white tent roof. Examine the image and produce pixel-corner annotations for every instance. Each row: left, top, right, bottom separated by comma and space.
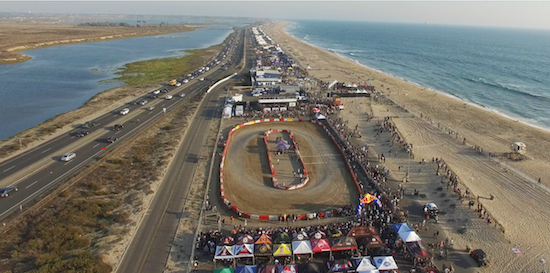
373, 256, 398, 270
291, 240, 312, 254
315, 114, 326, 120
398, 230, 422, 243
354, 257, 377, 271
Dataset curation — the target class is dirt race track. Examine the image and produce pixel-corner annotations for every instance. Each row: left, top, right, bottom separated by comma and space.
223, 121, 359, 216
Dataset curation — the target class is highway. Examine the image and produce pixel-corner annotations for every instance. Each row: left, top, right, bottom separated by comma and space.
115, 27, 252, 273
0, 29, 242, 221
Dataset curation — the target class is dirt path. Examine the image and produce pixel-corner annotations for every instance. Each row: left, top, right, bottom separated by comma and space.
223, 121, 358, 216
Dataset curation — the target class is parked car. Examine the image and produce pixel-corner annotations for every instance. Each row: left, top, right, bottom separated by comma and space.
60, 152, 76, 162
107, 136, 118, 143
424, 202, 439, 217
76, 130, 90, 137
113, 124, 124, 130
0, 187, 18, 198
470, 249, 488, 266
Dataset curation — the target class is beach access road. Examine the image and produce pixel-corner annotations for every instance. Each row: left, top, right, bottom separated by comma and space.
0, 29, 242, 223
115, 27, 247, 273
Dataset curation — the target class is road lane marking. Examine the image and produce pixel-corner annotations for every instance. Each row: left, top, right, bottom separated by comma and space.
64, 161, 73, 166
26, 181, 38, 189
115, 131, 121, 135
93, 143, 100, 148
148, 112, 153, 115
40, 148, 52, 154
2, 166, 15, 173
0, 147, 106, 219
71, 136, 75, 139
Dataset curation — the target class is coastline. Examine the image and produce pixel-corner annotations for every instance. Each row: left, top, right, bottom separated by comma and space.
0, 23, 197, 64
284, 21, 550, 134
265, 20, 550, 272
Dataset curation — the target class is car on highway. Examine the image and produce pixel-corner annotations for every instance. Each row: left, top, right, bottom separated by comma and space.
199, 78, 205, 81
76, 130, 90, 137
113, 124, 124, 130
138, 100, 148, 105
107, 136, 118, 143
0, 187, 18, 198
152, 90, 161, 95
60, 152, 76, 162
165, 95, 173, 100
183, 79, 189, 83
120, 108, 130, 115
179, 93, 186, 98
81, 121, 97, 129
147, 106, 155, 111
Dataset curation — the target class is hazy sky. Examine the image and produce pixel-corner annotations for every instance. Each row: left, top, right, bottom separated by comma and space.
2, 1, 550, 30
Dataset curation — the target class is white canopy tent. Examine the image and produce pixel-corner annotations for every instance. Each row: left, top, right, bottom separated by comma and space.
353, 257, 378, 273
291, 240, 313, 255
373, 256, 398, 271
398, 230, 422, 243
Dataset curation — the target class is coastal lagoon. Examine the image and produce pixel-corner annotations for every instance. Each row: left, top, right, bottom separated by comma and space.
0, 26, 233, 140
287, 20, 550, 130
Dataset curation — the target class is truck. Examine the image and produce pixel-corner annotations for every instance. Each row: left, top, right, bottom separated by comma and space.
169, 79, 180, 86
235, 105, 244, 117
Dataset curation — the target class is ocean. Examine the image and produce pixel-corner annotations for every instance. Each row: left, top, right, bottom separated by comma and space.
0, 26, 234, 140
286, 20, 550, 130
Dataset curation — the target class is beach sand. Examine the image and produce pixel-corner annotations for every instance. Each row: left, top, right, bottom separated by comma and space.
264, 21, 550, 272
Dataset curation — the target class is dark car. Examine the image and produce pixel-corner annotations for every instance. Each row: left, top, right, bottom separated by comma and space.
76, 130, 90, 137
470, 249, 487, 266
0, 187, 18, 198
113, 124, 124, 130
81, 121, 97, 129
107, 136, 118, 143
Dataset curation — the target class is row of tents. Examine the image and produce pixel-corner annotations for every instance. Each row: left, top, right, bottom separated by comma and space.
214, 228, 387, 261
214, 256, 398, 273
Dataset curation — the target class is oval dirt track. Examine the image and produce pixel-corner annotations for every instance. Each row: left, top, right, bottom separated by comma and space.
223, 121, 359, 215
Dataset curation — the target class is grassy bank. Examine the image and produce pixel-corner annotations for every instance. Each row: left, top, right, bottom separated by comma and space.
0, 93, 205, 272
115, 43, 223, 86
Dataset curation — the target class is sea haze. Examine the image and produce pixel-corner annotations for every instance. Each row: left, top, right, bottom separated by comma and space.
287, 20, 550, 130
0, 26, 232, 140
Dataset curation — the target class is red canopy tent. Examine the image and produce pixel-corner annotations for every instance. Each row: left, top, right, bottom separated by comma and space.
311, 239, 332, 253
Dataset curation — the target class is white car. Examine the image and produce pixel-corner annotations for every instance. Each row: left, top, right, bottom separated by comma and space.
165, 95, 173, 100
199, 78, 205, 81
183, 79, 189, 83
60, 152, 76, 162
179, 93, 186, 98
120, 108, 130, 115
147, 106, 155, 111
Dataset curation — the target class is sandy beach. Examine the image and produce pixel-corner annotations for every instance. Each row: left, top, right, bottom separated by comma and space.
264, 21, 550, 272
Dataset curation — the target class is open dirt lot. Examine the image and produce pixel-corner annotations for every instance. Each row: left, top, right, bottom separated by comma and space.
223, 121, 359, 216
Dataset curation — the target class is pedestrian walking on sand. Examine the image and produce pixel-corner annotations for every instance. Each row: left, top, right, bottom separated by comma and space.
293, 171, 296, 177
277, 158, 280, 165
